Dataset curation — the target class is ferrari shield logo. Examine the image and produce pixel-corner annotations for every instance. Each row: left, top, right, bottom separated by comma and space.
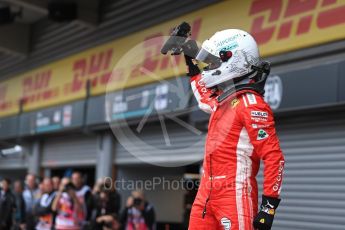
231, 98, 240, 108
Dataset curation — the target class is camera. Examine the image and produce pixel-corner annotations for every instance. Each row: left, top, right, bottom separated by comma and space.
63, 182, 76, 192
133, 197, 143, 207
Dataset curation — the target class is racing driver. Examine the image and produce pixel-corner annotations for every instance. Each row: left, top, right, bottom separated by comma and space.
162, 25, 285, 230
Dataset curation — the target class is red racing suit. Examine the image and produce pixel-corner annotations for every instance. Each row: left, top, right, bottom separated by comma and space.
188, 74, 285, 230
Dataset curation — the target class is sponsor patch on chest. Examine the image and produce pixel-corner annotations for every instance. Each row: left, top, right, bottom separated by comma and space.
257, 129, 269, 140
251, 111, 268, 118
252, 124, 270, 129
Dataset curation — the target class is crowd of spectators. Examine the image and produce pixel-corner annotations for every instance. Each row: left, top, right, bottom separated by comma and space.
0, 172, 155, 230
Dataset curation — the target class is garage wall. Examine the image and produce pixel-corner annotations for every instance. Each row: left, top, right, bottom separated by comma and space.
114, 123, 205, 166
42, 135, 98, 168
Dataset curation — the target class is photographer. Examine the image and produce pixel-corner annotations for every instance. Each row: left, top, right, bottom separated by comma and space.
35, 178, 56, 230
52, 178, 85, 230
120, 190, 155, 230
93, 188, 120, 230
71, 171, 94, 225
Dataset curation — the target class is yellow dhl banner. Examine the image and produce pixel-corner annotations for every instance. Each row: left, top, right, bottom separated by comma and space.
0, 0, 344, 117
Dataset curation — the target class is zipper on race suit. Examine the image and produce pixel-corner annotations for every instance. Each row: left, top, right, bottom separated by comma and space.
202, 154, 213, 219
202, 197, 209, 218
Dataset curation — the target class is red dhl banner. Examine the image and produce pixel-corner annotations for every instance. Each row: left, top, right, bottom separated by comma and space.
0, 0, 344, 117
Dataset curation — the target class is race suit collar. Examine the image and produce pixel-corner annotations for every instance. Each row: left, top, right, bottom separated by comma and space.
218, 88, 261, 105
